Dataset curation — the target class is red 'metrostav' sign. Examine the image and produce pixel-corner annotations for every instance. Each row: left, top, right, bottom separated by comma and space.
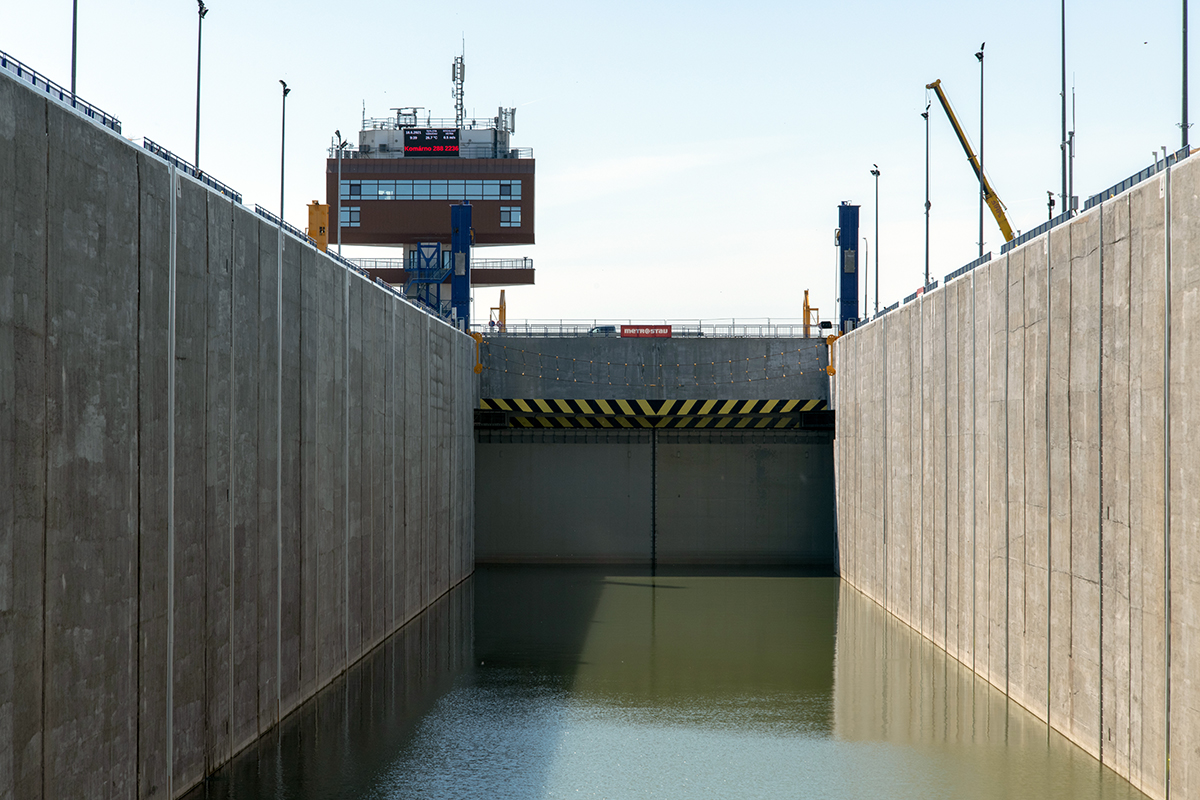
620, 325, 672, 338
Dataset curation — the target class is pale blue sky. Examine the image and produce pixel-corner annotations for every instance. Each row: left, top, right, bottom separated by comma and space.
4, 1, 1189, 324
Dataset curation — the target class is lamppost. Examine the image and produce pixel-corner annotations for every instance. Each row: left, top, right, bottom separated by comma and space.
976, 42, 985, 259
923, 102, 931, 286
334, 130, 349, 255
1185, 0, 1191, 150
870, 164, 880, 315
70, 0, 78, 107
279, 80, 290, 224
1061, 1, 1068, 208
194, 0, 208, 170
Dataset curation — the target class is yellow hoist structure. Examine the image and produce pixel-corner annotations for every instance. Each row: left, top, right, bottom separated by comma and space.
925, 79, 1016, 244
306, 202, 329, 252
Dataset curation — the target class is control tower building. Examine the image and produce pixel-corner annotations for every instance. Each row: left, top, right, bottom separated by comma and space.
325, 77, 535, 290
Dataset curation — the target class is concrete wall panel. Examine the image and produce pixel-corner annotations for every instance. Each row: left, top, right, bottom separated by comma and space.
1006, 250, 1027, 703
1101, 195, 1133, 778
1047, 221, 1074, 736
1067, 211, 1102, 758
1128, 175, 1168, 799
1, 79, 49, 800
1019, 237, 1050, 723
228, 202, 260, 755
44, 96, 140, 798
1168, 153, 1200, 800
202, 191, 234, 774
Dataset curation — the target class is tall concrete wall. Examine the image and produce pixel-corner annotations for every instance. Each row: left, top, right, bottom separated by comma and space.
833, 153, 1200, 800
480, 336, 830, 400
0, 70, 475, 798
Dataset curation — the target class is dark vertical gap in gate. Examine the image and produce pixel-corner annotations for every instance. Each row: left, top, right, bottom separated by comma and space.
651, 430, 657, 575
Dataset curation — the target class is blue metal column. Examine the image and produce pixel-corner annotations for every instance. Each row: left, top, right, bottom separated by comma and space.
450, 202, 472, 331
837, 202, 860, 332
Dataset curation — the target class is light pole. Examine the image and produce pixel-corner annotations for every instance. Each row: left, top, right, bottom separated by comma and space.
280, 80, 290, 224
923, 103, 931, 286
194, 0, 208, 170
334, 130, 349, 255
870, 165, 880, 315
976, 43, 985, 259
1061, 1, 1068, 208
70, 0, 78, 106
1185, 0, 1191, 150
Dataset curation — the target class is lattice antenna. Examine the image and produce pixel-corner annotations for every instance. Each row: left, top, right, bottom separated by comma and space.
452, 48, 465, 129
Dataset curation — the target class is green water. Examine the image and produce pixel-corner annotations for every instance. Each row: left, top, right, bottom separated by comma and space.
187, 566, 1147, 799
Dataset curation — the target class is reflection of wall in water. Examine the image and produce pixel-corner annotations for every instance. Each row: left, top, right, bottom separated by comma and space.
182, 581, 474, 800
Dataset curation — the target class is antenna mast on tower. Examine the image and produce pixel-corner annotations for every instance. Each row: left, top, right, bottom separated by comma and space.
452, 51, 465, 129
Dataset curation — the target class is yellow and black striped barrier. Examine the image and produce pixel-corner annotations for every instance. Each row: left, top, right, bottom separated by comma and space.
476, 398, 832, 430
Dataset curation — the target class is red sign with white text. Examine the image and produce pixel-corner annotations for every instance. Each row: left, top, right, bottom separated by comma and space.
620, 325, 672, 338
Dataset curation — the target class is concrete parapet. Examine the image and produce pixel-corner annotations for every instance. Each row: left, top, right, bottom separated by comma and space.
480, 336, 830, 401
833, 150, 1200, 800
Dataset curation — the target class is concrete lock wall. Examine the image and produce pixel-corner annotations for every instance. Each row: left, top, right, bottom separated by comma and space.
833, 153, 1200, 800
0, 70, 475, 798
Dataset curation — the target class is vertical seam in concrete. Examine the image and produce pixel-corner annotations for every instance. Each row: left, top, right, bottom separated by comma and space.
1005, 255, 1010, 695
920, 295, 925, 634
971, 269, 977, 671
344, 268, 350, 669
650, 428, 657, 574
1098, 206, 1105, 762
1163, 162, 1172, 800
227, 200, 236, 764
1046, 230, 1053, 726
882, 315, 888, 609
391, 297, 396, 629
37, 98, 50, 795
944, 286, 949, 648
132, 135, 141, 800
166, 165, 178, 799
275, 227, 282, 720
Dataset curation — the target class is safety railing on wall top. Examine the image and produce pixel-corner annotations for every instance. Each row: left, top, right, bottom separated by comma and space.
487, 320, 832, 339
0, 48, 121, 133
142, 138, 242, 204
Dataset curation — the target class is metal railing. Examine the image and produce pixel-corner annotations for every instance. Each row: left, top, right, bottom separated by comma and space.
1085, 145, 1190, 211
485, 319, 830, 339
254, 205, 318, 247
363, 115, 510, 131
351, 257, 534, 271
142, 138, 242, 204
330, 145, 533, 160
0, 48, 121, 133
944, 251, 992, 284
1001, 209, 1074, 255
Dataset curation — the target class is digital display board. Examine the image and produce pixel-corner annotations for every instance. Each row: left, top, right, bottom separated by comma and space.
404, 128, 459, 157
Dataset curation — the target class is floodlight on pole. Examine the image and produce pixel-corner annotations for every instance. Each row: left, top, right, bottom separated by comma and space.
280, 80, 290, 224
976, 42, 985, 259
70, 0, 78, 107
195, 0, 208, 169
922, 102, 931, 286
870, 165, 880, 315
335, 130, 350, 256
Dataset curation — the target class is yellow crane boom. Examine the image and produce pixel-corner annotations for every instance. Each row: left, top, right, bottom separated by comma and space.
926, 78, 1015, 243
